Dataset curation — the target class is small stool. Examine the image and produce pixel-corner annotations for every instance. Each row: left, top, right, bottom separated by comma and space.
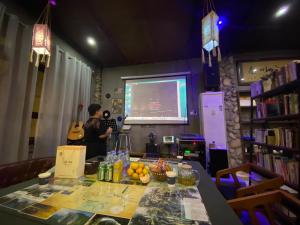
115, 132, 132, 153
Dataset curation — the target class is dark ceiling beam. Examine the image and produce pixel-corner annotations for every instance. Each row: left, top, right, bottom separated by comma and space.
86, 0, 129, 66
136, 1, 156, 64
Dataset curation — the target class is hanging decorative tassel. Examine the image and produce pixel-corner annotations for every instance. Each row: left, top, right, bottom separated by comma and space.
208, 52, 212, 67
202, 49, 205, 64
30, 50, 33, 63
212, 47, 217, 57
41, 54, 46, 62
46, 55, 51, 68
35, 54, 40, 67
217, 47, 222, 62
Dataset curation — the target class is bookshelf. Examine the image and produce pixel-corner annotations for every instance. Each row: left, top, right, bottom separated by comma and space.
249, 61, 300, 196
252, 79, 300, 99
238, 87, 254, 161
252, 113, 299, 122
253, 142, 299, 153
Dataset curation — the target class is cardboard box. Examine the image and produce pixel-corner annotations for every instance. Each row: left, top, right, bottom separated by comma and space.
54, 145, 86, 179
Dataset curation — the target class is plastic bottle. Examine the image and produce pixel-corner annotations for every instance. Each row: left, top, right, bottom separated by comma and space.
106, 151, 111, 163
119, 152, 127, 177
113, 159, 123, 183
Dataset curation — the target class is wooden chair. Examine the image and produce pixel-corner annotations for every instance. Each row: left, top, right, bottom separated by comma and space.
215, 163, 284, 199
228, 190, 300, 225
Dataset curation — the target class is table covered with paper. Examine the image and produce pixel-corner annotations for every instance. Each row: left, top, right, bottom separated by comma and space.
0, 161, 242, 225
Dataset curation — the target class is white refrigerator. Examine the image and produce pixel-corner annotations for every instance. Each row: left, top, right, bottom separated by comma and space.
200, 91, 228, 167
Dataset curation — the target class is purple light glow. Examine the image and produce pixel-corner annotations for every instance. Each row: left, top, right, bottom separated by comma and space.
217, 16, 226, 31
49, 0, 56, 6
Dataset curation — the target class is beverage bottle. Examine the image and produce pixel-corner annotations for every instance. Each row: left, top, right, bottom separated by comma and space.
113, 159, 123, 183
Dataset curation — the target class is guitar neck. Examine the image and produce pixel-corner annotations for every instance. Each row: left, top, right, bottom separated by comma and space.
75, 107, 82, 125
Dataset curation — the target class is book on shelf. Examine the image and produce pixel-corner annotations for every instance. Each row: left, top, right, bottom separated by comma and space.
273, 155, 299, 187
289, 93, 299, 114
250, 80, 263, 98
254, 128, 299, 149
262, 76, 272, 92
287, 60, 300, 82
255, 93, 298, 118
254, 146, 299, 188
250, 60, 300, 98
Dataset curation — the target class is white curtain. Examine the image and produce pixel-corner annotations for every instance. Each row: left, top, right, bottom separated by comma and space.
34, 45, 92, 158
0, 3, 38, 164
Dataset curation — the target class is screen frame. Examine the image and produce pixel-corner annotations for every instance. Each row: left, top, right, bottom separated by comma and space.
122, 74, 189, 125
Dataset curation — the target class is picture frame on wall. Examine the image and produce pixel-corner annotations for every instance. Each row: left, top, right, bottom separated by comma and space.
112, 98, 123, 114
237, 59, 292, 85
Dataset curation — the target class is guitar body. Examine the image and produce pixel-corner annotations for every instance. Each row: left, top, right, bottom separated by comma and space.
68, 121, 84, 141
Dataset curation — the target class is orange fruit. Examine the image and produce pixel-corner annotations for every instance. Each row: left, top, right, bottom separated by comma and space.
127, 168, 134, 176
142, 168, 148, 175
136, 168, 143, 174
138, 163, 145, 169
132, 173, 139, 180
130, 162, 138, 170
139, 173, 144, 177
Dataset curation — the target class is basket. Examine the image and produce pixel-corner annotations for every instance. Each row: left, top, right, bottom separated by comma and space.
151, 171, 167, 182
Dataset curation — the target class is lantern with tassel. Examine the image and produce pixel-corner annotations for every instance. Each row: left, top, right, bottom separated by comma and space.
30, 1, 53, 68
202, 0, 221, 67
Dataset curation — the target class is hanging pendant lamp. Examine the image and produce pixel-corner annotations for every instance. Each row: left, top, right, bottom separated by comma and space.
202, 0, 221, 67
30, 1, 55, 68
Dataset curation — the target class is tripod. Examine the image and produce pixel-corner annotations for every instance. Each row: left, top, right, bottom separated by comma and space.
113, 115, 132, 153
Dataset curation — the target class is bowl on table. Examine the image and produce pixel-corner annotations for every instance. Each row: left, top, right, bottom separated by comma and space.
84, 161, 98, 175
149, 159, 172, 182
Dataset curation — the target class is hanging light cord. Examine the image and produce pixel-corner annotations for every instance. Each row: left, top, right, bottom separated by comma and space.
203, 0, 217, 16
35, 2, 49, 25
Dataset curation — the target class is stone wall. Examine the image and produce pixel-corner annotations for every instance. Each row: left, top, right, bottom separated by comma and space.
219, 56, 243, 167
92, 70, 102, 104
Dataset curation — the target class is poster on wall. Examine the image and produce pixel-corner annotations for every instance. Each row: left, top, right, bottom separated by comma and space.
238, 59, 292, 84
114, 87, 123, 95
112, 98, 123, 114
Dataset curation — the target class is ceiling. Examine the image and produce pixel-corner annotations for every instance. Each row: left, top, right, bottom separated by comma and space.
12, 0, 300, 67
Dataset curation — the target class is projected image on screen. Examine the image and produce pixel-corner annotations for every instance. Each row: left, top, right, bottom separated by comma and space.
124, 76, 188, 124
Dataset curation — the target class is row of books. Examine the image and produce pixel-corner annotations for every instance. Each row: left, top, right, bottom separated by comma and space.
254, 128, 299, 148
255, 93, 298, 118
250, 60, 300, 98
254, 147, 299, 187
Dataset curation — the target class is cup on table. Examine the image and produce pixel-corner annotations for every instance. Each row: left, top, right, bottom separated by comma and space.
236, 171, 250, 186
166, 171, 177, 187
38, 172, 51, 185
177, 155, 183, 163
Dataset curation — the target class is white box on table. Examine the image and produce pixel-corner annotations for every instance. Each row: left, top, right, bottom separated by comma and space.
54, 145, 86, 179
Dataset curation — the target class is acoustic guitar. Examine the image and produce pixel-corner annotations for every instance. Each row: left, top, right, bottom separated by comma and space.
68, 104, 84, 141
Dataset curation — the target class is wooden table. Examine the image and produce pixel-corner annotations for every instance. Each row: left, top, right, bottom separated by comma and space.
0, 161, 242, 225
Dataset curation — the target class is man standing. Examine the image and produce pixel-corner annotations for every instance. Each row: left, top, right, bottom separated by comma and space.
84, 104, 112, 159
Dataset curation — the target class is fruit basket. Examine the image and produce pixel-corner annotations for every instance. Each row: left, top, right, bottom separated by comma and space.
149, 159, 172, 182
127, 162, 150, 184
151, 171, 167, 181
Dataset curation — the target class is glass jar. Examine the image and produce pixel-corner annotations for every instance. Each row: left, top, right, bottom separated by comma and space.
178, 164, 200, 186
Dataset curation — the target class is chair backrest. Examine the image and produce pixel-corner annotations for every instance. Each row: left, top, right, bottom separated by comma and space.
215, 163, 284, 199
251, 164, 280, 179
228, 190, 300, 225
236, 176, 285, 198
0, 157, 55, 188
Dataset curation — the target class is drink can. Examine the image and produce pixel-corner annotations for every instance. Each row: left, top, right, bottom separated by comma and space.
98, 162, 106, 181
105, 164, 113, 181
